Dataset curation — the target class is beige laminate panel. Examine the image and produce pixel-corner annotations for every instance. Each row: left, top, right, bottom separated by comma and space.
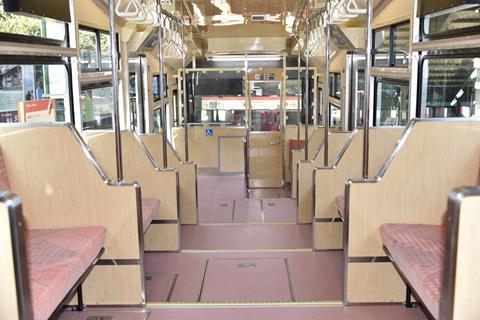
346, 262, 405, 303
0, 126, 141, 260
291, 149, 305, 199
219, 137, 245, 173
284, 126, 317, 183
249, 132, 283, 188
85, 132, 179, 221
314, 222, 343, 250
0, 203, 20, 320
144, 224, 180, 251
82, 265, 143, 305
348, 122, 480, 257
140, 134, 198, 225
452, 195, 480, 320
315, 128, 402, 220
296, 132, 351, 222
177, 127, 246, 168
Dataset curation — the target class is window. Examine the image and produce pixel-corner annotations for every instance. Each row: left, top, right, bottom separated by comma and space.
285, 70, 314, 125
420, 56, 480, 119
0, 0, 66, 44
0, 64, 70, 123
423, 4, 480, 38
153, 74, 167, 102
373, 22, 410, 67
374, 80, 409, 126
187, 71, 246, 126
330, 103, 341, 128
79, 26, 117, 71
329, 73, 341, 98
81, 84, 114, 130
373, 27, 390, 67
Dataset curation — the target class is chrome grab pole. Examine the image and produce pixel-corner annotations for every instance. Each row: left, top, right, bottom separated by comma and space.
297, 37, 302, 145
157, 1, 168, 169
304, 3, 310, 161
108, 0, 124, 182
181, 4, 189, 162
362, 0, 373, 179
324, 18, 330, 167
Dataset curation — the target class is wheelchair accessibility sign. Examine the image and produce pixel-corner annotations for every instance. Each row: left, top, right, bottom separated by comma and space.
205, 129, 214, 137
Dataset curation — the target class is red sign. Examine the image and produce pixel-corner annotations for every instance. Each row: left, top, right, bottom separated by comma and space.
17, 99, 56, 123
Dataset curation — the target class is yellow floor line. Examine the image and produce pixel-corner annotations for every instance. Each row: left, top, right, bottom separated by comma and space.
147, 301, 344, 309
180, 248, 313, 254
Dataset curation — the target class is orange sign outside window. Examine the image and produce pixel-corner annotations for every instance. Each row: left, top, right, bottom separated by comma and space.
17, 99, 56, 123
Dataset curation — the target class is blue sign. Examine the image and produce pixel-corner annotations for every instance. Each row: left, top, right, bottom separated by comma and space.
205, 129, 214, 137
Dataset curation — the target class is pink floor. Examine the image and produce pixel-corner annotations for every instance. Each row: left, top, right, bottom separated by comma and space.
198, 198, 297, 224
181, 224, 311, 250
144, 251, 343, 303
59, 305, 427, 320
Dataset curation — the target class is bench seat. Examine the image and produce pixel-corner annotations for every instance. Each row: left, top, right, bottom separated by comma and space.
335, 196, 345, 218
26, 227, 106, 320
380, 223, 445, 319
142, 198, 160, 232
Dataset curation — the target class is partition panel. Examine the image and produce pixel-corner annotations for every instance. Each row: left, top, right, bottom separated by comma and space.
140, 134, 198, 225
297, 132, 351, 223
84, 131, 180, 251
0, 124, 144, 305
345, 120, 480, 304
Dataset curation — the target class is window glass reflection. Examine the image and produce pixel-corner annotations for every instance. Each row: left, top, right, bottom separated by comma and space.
423, 5, 480, 37
421, 57, 480, 119
0, 64, 69, 123
375, 81, 409, 126
188, 71, 245, 126
81, 86, 114, 130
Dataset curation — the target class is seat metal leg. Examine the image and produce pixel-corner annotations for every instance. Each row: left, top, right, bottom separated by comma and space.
405, 286, 417, 308
74, 285, 85, 312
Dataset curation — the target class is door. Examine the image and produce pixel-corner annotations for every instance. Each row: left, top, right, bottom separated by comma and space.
247, 79, 284, 188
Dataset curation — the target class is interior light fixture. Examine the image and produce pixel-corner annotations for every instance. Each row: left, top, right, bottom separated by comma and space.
208, 55, 282, 62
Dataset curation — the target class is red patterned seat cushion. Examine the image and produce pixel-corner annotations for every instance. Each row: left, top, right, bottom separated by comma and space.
335, 196, 345, 218
142, 198, 160, 233
380, 224, 445, 319
26, 227, 106, 320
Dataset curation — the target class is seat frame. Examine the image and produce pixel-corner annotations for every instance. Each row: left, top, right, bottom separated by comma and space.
383, 245, 437, 320
47, 248, 105, 319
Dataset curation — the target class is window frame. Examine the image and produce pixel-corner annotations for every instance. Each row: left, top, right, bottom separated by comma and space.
373, 21, 410, 68
0, 54, 74, 124
417, 50, 480, 119
0, 3, 69, 47
373, 77, 410, 127
420, 4, 480, 41
79, 25, 119, 73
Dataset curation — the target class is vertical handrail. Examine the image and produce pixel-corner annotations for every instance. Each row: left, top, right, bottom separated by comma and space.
108, 0, 124, 181
181, 4, 189, 162
362, 0, 372, 179
324, 19, 330, 167
304, 2, 310, 161
157, 1, 168, 169
244, 54, 250, 192
297, 36, 302, 144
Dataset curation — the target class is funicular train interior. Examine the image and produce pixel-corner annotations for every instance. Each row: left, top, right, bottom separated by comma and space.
0, 0, 479, 319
